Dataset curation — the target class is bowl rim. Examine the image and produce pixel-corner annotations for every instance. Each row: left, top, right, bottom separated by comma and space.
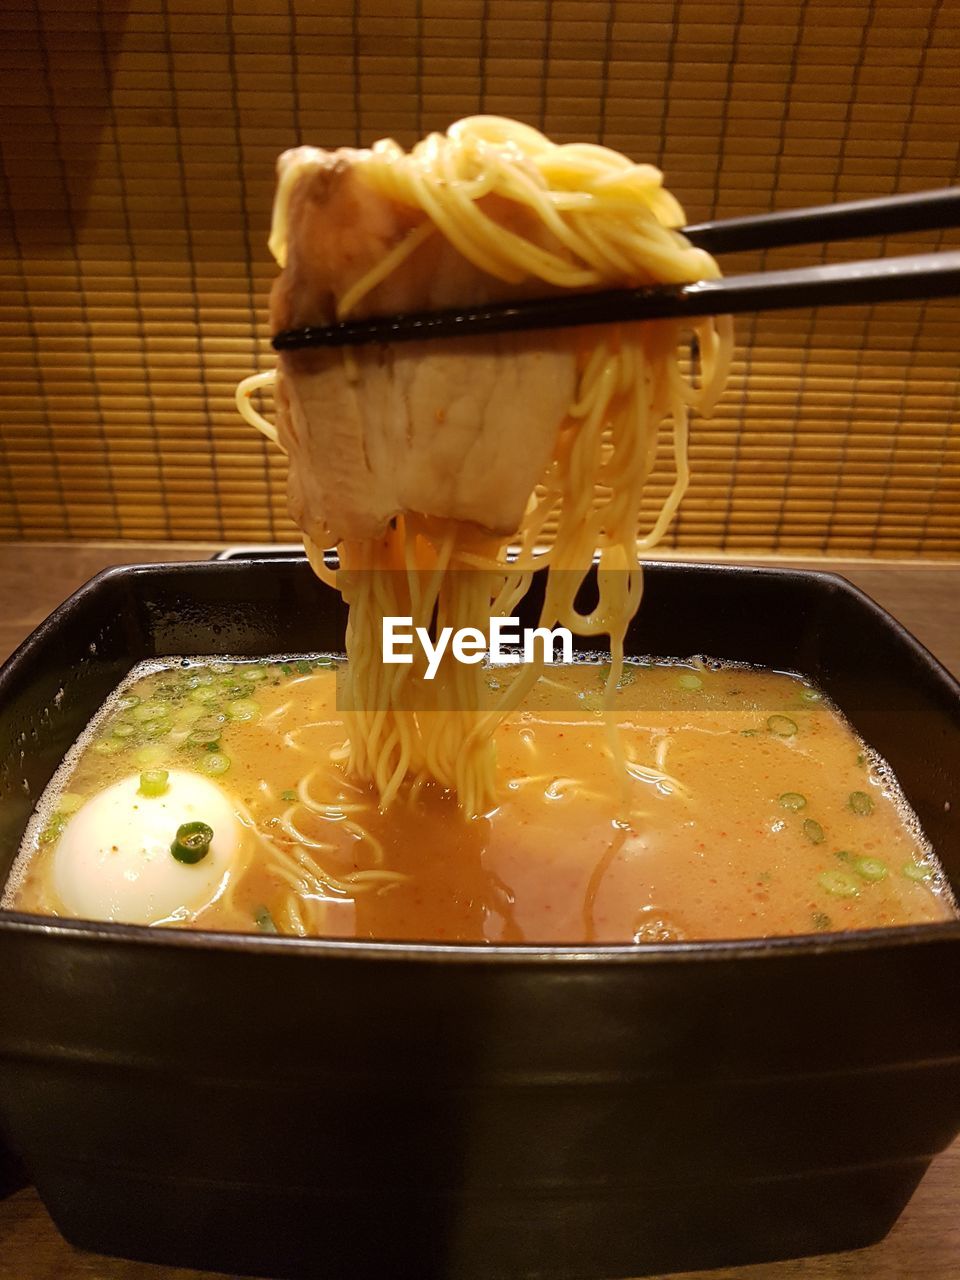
2, 555, 958, 963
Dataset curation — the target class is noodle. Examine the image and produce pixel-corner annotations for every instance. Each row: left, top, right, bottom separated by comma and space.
238, 116, 733, 817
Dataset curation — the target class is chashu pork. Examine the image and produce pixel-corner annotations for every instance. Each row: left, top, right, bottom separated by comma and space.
269, 147, 579, 546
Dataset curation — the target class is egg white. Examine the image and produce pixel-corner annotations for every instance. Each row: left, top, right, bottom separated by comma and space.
53, 769, 245, 925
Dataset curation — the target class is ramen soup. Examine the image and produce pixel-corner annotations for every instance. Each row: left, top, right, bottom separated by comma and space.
4, 657, 954, 943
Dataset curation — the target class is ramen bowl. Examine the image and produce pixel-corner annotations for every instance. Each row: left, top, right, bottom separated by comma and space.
0, 557, 958, 1280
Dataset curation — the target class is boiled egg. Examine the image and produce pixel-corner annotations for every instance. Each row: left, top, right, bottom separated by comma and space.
53, 769, 245, 925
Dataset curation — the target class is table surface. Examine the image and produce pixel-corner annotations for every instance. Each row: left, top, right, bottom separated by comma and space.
0, 541, 958, 1280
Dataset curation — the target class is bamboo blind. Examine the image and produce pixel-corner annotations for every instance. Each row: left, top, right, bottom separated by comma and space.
1, 0, 958, 554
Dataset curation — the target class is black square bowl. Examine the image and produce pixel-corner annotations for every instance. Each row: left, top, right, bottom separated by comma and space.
0, 558, 958, 1280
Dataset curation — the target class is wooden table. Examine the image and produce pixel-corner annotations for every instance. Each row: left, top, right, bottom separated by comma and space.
0, 542, 958, 1280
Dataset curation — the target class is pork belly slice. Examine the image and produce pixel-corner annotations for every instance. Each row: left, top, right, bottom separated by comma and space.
270, 146, 578, 545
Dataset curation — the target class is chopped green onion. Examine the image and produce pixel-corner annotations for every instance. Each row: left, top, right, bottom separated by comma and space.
281, 664, 294, 676
677, 672, 703, 691
800, 689, 822, 703
111, 720, 136, 739
143, 719, 171, 739
818, 869, 859, 898
280, 789, 297, 802
209, 661, 234, 674
93, 738, 124, 756
834, 849, 855, 864
116, 694, 141, 711
226, 698, 260, 722
195, 713, 226, 730
58, 792, 84, 815
767, 714, 798, 737
188, 686, 220, 704
188, 722, 222, 746
803, 818, 825, 845
202, 753, 231, 776
856, 752, 866, 767
296, 659, 312, 675
812, 910, 832, 931
849, 790, 874, 816
38, 814, 66, 844
314, 657, 335, 668
778, 791, 807, 811
138, 769, 169, 797
903, 860, 934, 882
174, 702, 206, 727
185, 672, 214, 689
254, 905, 279, 934
134, 744, 166, 767
854, 856, 888, 882
171, 820, 213, 864
242, 666, 268, 683
132, 701, 169, 723
219, 680, 247, 699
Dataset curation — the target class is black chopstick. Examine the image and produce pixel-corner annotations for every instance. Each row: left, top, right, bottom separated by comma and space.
683, 185, 960, 254
272, 250, 960, 350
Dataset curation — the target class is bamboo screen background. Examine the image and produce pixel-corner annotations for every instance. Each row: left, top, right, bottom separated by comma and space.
1, 0, 958, 554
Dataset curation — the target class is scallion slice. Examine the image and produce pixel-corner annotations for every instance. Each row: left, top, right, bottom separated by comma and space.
38, 814, 66, 844
188, 686, 220, 704
802, 818, 825, 844
849, 790, 874, 816
778, 792, 806, 811
767, 714, 798, 737
226, 698, 259, 722
132, 701, 169, 724
818, 869, 859, 898
854, 856, 887, 882
202, 753, 231, 777
138, 769, 169, 797
254, 905, 279, 934
171, 821, 213, 864
188, 723, 222, 747
903, 860, 933, 882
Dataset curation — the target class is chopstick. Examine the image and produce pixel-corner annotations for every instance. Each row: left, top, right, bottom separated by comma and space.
683, 185, 960, 254
273, 251, 960, 349
272, 188, 960, 351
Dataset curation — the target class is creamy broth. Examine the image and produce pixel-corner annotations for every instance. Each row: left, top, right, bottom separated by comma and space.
4, 657, 954, 942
